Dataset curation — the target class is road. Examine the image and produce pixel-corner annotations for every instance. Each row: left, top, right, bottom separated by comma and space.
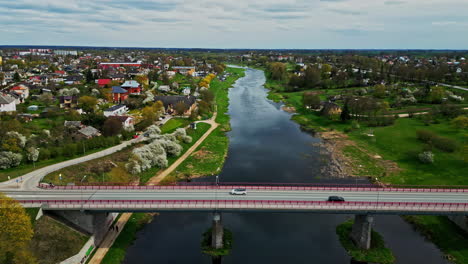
5, 189, 467, 204
0, 137, 148, 191
439, 83, 468, 92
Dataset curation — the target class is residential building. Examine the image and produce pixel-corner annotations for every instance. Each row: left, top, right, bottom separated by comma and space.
97, 79, 112, 88
0, 94, 16, 112
59, 96, 78, 108
154, 95, 197, 116
112, 86, 129, 102
104, 105, 129, 117
10, 84, 30, 101
77, 126, 101, 139
108, 116, 134, 130
121, 80, 141, 94
173, 66, 196, 76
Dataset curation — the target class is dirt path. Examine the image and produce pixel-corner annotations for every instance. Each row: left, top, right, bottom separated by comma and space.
87, 114, 219, 264
87, 213, 132, 264
146, 113, 219, 185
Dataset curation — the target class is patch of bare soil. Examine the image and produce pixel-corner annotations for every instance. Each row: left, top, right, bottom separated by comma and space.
281, 106, 296, 113
317, 130, 400, 178
192, 148, 213, 160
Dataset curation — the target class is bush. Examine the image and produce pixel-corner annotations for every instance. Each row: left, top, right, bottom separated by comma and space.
418, 151, 434, 164
451, 115, 468, 129
416, 130, 457, 152
416, 130, 436, 143
0, 151, 23, 169
432, 137, 458, 152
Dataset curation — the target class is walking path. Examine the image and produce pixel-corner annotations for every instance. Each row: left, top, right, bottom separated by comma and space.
146, 113, 219, 185
87, 113, 219, 264
87, 213, 132, 264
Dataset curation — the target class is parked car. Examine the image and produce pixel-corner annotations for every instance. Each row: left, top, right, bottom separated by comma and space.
229, 188, 247, 195
327, 196, 345, 202
133, 135, 139, 139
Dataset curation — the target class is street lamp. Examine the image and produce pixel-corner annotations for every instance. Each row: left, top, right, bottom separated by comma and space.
80, 175, 87, 210
215, 175, 219, 211
375, 177, 380, 210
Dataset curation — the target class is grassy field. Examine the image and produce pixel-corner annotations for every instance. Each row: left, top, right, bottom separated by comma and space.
161, 67, 246, 183
30, 215, 89, 264
101, 213, 154, 264
336, 220, 395, 264
160, 118, 191, 134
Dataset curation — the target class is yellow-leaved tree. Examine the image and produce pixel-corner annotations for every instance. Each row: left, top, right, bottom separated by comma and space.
0, 193, 37, 264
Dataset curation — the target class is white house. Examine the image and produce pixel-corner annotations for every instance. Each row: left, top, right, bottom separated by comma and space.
103, 105, 129, 117
182, 87, 191, 96
0, 94, 17, 112
110, 116, 134, 131
158, 85, 170, 92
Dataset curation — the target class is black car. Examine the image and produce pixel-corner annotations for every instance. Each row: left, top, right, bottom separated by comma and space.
327, 196, 345, 202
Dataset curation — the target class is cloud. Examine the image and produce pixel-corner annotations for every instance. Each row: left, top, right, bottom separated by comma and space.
384, 1, 406, 5
0, 0, 467, 49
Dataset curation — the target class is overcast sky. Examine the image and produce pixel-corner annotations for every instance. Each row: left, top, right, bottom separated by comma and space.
1, 0, 467, 49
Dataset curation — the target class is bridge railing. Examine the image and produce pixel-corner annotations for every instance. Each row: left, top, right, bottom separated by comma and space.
16, 199, 468, 212
38, 183, 468, 193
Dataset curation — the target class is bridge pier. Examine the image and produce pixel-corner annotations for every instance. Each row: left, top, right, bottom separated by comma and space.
211, 212, 224, 249
47, 210, 114, 246
350, 214, 374, 250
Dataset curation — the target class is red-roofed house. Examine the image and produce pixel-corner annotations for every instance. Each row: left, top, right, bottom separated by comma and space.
97, 79, 112, 88
121, 80, 141, 94
10, 84, 30, 101
55, 70, 66, 76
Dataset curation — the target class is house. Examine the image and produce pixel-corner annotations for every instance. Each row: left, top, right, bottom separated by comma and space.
0, 94, 16, 112
64, 120, 83, 129
97, 79, 112, 88
104, 105, 129, 117
109, 116, 134, 130
77, 126, 101, 139
158, 85, 170, 92
109, 73, 126, 82
173, 66, 196, 76
182, 87, 191, 95
3, 72, 15, 83
321, 102, 342, 118
59, 96, 78, 108
10, 84, 30, 101
154, 95, 197, 116
121, 80, 141, 95
112, 86, 129, 102
65, 75, 83, 85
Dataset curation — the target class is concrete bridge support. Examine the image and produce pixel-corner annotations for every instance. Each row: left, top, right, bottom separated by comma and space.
47, 210, 114, 246
350, 214, 374, 250
448, 216, 468, 233
211, 212, 224, 249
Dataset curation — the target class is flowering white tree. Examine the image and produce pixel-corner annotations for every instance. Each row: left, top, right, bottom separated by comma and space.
142, 91, 155, 105
27, 147, 40, 163
0, 152, 23, 169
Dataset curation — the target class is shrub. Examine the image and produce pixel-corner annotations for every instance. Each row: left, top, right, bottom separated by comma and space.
451, 115, 468, 130
432, 136, 458, 152
0, 151, 23, 169
418, 151, 434, 164
416, 130, 436, 143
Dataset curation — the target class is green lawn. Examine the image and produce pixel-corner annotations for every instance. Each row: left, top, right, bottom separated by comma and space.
101, 213, 153, 264
336, 220, 395, 264
160, 118, 191, 134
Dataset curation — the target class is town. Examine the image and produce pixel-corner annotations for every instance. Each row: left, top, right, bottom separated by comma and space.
0, 46, 467, 264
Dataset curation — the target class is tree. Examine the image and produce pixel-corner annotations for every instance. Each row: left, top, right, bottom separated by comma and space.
304, 67, 321, 88
13, 72, 21, 82
38, 93, 54, 105
374, 84, 386, 98
78, 96, 98, 113
0, 72, 4, 83
302, 92, 321, 109
0, 152, 22, 169
200, 89, 215, 103
27, 147, 39, 164
268, 62, 287, 81
0, 193, 36, 264
429, 86, 445, 104
174, 102, 188, 115
341, 101, 351, 122
103, 118, 123, 137
451, 115, 468, 129
85, 69, 94, 84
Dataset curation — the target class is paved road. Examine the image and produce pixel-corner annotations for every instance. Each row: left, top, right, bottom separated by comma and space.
5, 189, 467, 204
0, 137, 147, 191
439, 83, 468, 92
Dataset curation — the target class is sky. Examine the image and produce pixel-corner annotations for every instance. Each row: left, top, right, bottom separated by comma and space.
1, 0, 467, 49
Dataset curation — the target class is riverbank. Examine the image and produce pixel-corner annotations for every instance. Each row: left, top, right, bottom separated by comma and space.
162, 67, 246, 183
265, 72, 468, 263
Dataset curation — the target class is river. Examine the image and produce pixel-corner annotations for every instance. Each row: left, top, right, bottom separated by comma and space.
123, 68, 448, 264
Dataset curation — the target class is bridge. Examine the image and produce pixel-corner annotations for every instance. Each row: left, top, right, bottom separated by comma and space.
3, 183, 468, 250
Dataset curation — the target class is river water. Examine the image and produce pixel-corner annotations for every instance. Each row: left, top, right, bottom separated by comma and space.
123, 68, 448, 264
